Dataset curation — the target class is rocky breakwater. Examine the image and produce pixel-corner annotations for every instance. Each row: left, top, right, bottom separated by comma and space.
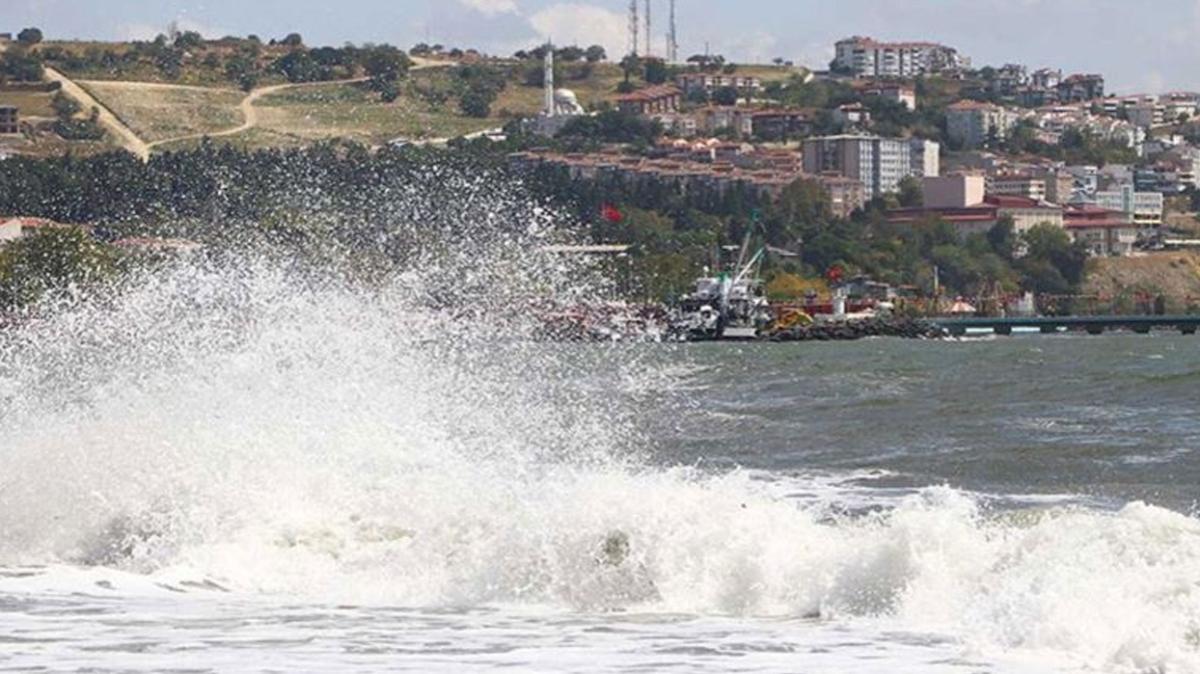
768, 317, 947, 342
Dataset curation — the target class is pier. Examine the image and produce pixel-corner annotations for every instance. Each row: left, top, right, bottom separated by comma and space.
930, 315, 1200, 336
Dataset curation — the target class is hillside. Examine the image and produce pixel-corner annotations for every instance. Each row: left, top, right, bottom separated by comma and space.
1084, 252, 1200, 306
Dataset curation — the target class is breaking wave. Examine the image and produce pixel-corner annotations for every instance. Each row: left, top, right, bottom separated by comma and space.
2, 175, 1200, 673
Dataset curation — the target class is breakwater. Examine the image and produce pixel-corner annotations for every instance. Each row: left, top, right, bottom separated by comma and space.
767, 317, 946, 342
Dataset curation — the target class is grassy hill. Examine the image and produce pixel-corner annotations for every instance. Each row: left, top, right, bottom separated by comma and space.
9, 35, 807, 156
79, 81, 244, 143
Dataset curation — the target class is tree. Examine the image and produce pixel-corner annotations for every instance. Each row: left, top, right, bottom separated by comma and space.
460, 86, 495, 118
897, 176, 923, 208
556, 45, 584, 62
643, 58, 669, 84
585, 45, 607, 63
713, 86, 738, 106
280, 33, 304, 47
17, 27, 43, 46
1019, 222, 1089, 292
362, 45, 410, 83
986, 217, 1017, 260
0, 51, 45, 82
0, 227, 116, 310
51, 91, 81, 119
619, 54, 642, 83
174, 30, 204, 50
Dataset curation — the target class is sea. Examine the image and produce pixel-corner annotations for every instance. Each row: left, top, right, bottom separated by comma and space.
2, 262, 1200, 673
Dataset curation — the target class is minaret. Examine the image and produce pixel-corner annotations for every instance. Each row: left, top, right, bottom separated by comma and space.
543, 41, 555, 116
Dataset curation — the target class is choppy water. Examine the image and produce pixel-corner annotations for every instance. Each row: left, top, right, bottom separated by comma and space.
3, 260, 1200, 673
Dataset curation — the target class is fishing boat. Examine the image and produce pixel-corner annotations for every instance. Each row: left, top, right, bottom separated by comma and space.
673, 233, 773, 341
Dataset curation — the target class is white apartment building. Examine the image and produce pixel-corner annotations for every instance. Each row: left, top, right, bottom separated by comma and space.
1093, 184, 1163, 226
833, 36, 968, 78
946, 100, 1015, 149
802, 134, 912, 199
909, 137, 940, 178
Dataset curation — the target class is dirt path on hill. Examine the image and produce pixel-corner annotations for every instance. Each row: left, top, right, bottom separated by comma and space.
42, 66, 151, 161
146, 58, 453, 150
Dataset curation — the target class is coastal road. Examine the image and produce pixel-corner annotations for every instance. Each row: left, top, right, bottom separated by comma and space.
43, 66, 151, 161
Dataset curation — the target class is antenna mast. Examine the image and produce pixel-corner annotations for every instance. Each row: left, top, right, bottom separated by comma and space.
668, 0, 678, 62
644, 0, 652, 58
628, 0, 639, 56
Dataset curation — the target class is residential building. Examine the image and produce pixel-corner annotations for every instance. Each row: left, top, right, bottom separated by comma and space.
1057, 74, 1104, 102
0, 106, 18, 135
1016, 87, 1057, 108
615, 85, 681, 115
908, 138, 940, 178
802, 134, 912, 199
1064, 205, 1139, 256
675, 73, 763, 98
989, 174, 1046, 201
1065, 165, 1099, 198
813, 173, 867, 219
831, 103, 870, 129
945, 100, 1015, 148
653, 112, 698, 137
1092, 184, 1164, 226
1030, 68, 1062, 90
1031, 168, 1076, 205
749, 109, 811, 141
833, 36, 968, 78
693, 106, 754, 138
989, 63, 1028, 96
1126, 103, 1162, 129
866, 84, 916, 110
508, 150, 807, 204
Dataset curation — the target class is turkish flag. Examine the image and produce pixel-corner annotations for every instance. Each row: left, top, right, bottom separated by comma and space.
601, 203, 623, 223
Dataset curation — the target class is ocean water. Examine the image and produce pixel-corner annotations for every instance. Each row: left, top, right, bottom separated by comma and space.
3, 261, 1200, 673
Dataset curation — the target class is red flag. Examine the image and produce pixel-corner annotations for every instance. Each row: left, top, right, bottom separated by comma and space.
601, 203, 623, 223
826, 265, 843, 283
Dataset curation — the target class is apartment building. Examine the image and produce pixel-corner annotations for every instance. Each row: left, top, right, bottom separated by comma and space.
865, 84, 916, 110
615, 85, 681, 115
833, 36, 968, 78
945, 100, 1015, 149
802, 134, 912, 199
908, 138, 940, 178
675, 73, 763, 97
989, 174, 1047, 201
1057, 74, 1105, 102
1093, 184, 1163, 226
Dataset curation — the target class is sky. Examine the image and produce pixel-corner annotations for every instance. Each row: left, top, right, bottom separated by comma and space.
6, 0, 1200, 94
